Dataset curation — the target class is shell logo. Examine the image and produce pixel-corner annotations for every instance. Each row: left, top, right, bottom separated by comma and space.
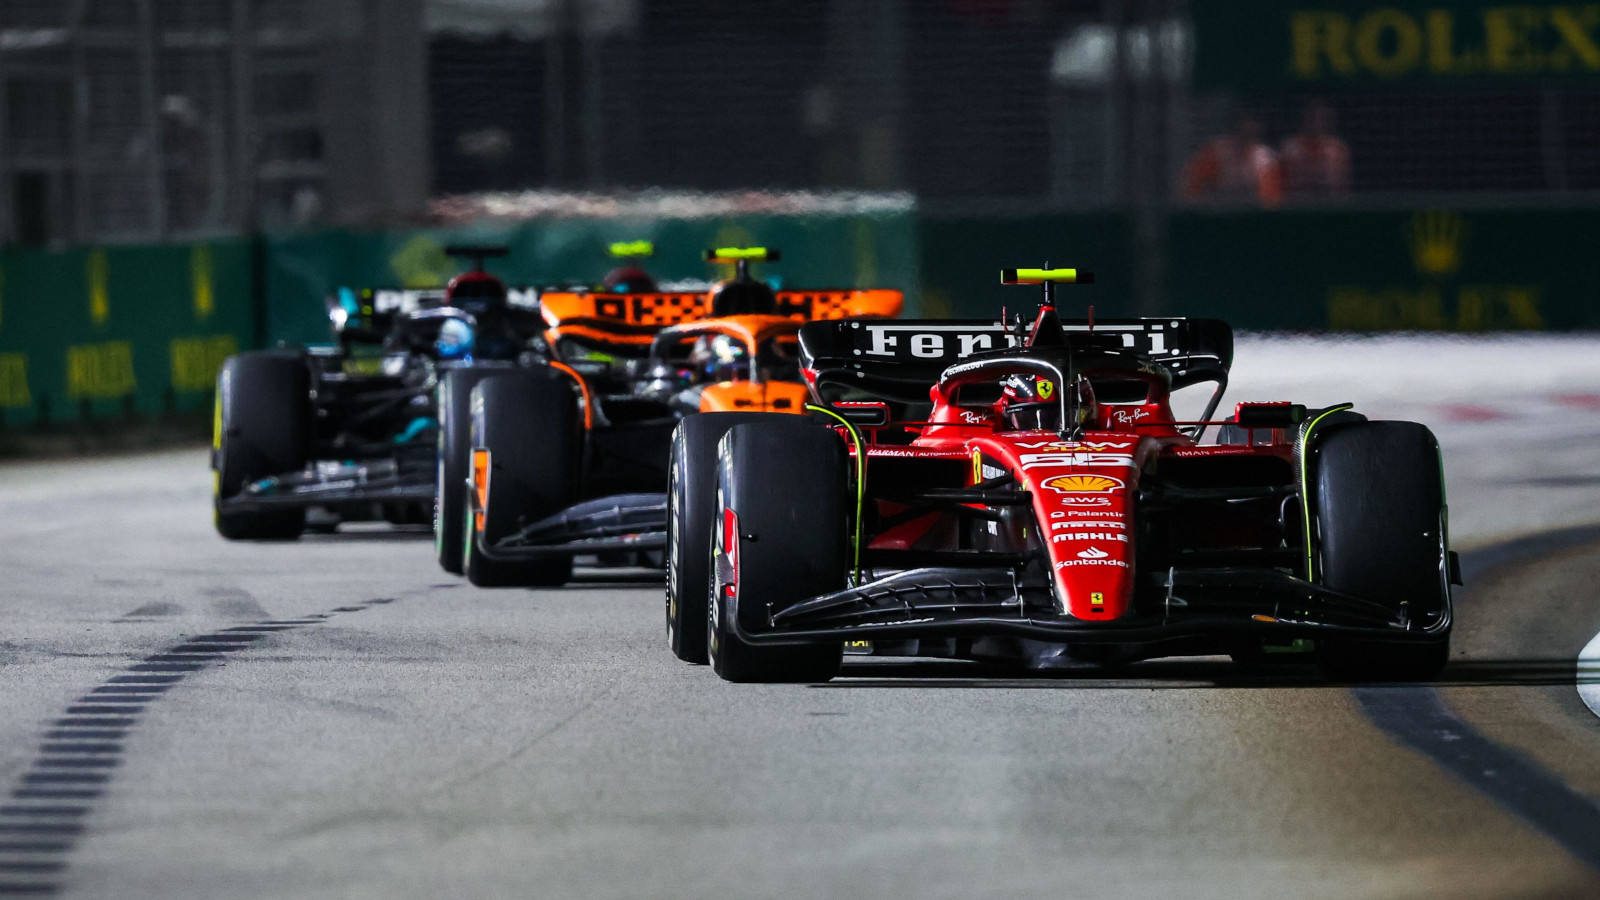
1043, 474, 1124, 494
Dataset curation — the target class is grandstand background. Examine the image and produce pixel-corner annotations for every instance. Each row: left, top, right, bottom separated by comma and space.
1, 0, 1596, 322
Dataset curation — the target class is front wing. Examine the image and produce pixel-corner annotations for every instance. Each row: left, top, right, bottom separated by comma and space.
730, 565, 1447, 647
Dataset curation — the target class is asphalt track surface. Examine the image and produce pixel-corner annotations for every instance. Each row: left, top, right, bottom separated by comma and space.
7, 403, 1600, 897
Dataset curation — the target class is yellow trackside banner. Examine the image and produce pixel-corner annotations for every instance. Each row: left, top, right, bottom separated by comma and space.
1196, 2, 1600, 88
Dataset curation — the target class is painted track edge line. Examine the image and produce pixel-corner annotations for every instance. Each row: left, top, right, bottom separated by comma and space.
1355, 522, 1600, 875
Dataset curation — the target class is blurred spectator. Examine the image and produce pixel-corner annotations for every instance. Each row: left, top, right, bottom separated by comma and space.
1280, 101, 1351, 198
1181, 113, 1282, 207
161, 96, 211, 232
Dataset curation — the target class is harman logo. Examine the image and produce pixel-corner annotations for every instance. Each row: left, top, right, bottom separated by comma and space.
1410, 211, 1463, 277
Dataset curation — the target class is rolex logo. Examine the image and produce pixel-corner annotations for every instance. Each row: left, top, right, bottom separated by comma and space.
1409, 211, 1465, 278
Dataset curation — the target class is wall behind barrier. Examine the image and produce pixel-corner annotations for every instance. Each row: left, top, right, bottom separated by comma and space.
1165, 208, 1596, 330
0, 239, 255, 426
918, 214, 1135, 320
922, 208, 1597, 332
0, 204, 1590, 432
263, 214, 920, 347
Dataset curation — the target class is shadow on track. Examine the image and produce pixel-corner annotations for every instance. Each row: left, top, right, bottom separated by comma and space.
301, 526, 433, 544
566, 569, 665, 587
816, 656, 1580, 690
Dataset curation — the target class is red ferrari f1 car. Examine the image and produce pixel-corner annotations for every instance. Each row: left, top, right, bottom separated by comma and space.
666, 268, 1459, 682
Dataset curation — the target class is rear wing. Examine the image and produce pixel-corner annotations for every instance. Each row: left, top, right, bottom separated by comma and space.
775, 289, 902, 320
329, 286, 537, 344
539, 288, 904, 349
798, 317, 1233, 403
328, 288, 445, 344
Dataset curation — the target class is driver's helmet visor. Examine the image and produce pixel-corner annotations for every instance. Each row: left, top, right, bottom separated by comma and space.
1000, 372, 1081, 432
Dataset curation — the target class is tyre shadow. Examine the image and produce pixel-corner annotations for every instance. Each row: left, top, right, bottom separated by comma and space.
300, 526, 433, 543
816, 656, 1578, 690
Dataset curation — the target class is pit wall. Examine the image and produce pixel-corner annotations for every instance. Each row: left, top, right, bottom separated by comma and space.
0, 205, 1589, 427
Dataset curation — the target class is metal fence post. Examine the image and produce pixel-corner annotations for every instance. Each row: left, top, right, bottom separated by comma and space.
136, 0, 167, 239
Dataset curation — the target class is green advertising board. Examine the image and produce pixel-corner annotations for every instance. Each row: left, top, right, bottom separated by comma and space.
1195, 1, 1600, 89
263, 214, 920, 347
0, 239, 255, 426
1166, 207, 1596, 330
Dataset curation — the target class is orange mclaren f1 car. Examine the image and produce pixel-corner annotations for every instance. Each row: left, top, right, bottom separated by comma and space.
450, 247, 903, 587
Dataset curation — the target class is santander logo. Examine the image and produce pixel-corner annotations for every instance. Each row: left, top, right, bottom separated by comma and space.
1055, 544, 1130, 569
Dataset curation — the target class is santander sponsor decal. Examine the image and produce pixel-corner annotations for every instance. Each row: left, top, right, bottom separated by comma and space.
1055, 545, 1130, 569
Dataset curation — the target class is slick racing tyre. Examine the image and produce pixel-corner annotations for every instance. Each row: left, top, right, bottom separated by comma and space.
213, 351, 311, 541
463, 370, 579, 588
666, 412, 774, 664
709, 417, 847, 683
436, 367, 499, 574
1309, 421, 1451, 682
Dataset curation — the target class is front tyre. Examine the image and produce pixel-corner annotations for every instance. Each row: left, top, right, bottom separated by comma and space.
463, 371, 579, 588
213, 351, 310, 541
436, 367, 498, 574
666, 412, 775, 664
708, 418, 846, 683
1309, 421, 1451, 682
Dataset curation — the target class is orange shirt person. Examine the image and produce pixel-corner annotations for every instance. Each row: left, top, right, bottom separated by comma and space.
1181, 114, 1283, 207
1280, 101, 1351, 198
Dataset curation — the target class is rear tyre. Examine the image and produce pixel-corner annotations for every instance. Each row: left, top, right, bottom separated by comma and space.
436, 367, 498, 574
463, 371, 579, 588
666, 412, 775, 664
709, 418, 847, 683
1309, 421, 1451, 682
213, 351, 310, 541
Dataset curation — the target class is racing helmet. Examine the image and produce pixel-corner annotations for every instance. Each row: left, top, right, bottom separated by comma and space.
445, 272, 509, 322
708, 279, 777, 317
601, 264, 658, 293
999, 372, 1084, 432
690, 334, 750, 382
